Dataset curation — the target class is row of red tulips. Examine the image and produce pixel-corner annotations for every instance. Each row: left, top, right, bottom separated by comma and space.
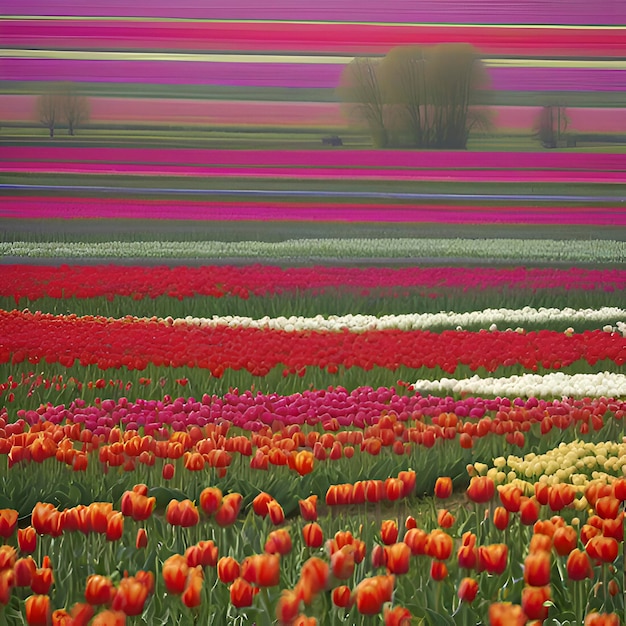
3, 265, 624, 304
2, 310, 624, 375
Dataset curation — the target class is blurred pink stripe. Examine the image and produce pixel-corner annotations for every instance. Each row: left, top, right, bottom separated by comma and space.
3, 96, 625, 134
4, 197, 625, 225
2, 161, 625, 183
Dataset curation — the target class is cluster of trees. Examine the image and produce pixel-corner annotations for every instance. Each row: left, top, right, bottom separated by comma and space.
338, 43, 490, 149
36, 83, 89, 137
534, 104, 569, 148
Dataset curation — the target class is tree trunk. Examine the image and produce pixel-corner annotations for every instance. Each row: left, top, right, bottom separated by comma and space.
49, 127, 54, 138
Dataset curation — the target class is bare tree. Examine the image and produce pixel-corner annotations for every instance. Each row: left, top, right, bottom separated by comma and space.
337, 57, 388, 147
61, 83, 89, 135
37, 92, 61, 138
534, 104, 569, 148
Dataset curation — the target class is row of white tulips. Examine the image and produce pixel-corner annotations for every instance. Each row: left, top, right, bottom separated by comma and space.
470, 439, 626, 506
412, 372, 626, 399
164, 307, 626, 333
2, 238, 625, 262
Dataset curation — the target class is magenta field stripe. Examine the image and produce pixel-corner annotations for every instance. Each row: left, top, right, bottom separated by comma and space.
2, 0, 624, 24
3, 147, 625, 171
3, 197, 625, 225
3, 58, 625, 92
2, 161, 625, 184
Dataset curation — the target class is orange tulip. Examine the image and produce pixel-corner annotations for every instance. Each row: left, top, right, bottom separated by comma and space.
430, 560, 448, 581
25, 594, 51, 626
241, 554, 280, 588
112, 575, 150, 616
302, 523, 324, 549
434, 477, 453, 499
595, 496, 620, 520
498, 484, 522, 513
521, 585, 551, 621
585, 536, 618, 563
457, 532, 478, 570
199, 487, 222, 516
298, 495, 318, 522
458, 577, 479, 603
106, 512, 124, 542
613, 477, 626, 501
488, 602, 527, 626
214, 493, 242, 527
384, 543, 411, 575
493, 507, 509, 531
384, 605, 412, 626
91, 610, 126, 626
162, 463, 175, 480
87, 502, 113, 535
290, 450, 315, 476
548, 483, 576, 512
478, 544, 508, 575
217, 557, 240, 584
32, 503, 63, 537
403, 528, 428, 556
602, 515, 624, 542
466, 476, 495, 504
265, 529, 292, 556
68, 602, 94, 625
330, 545, 356, 580
276, 589, 301, 626
519, 497, 540, 525
162, 554, 189, 595
585, 613, 621, 626
438, 509, 455, 529
18, 526, 37, 554
14, 557, 37, 587
0, 545, 17, 570
230, 577, 258, 608
51, 609, 72, 626
553, 525, 577, 556
331, 585, 352, 608
185, 540, 218, 568
166, 499, 199, 528
267, 500, 285, 526
135, 528, 148, 550
426, 530, 453, 561
524, 551, 551, 587
31, 568, 54, 595
0, 509, 18, 538
0, 569, 15, 605
380, 520, 398, 545
529, 533, 552, 554
566, 548, 594, 581
252, 492, 274, 517
297, 557, 328, 605
354, 575, 394, 615
182, 566, 204, 609
120, 491, 155, 522
84, 575, 115, 606
292, 615, 317, 626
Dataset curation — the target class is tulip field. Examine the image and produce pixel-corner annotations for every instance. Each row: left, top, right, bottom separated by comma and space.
0, 247, 626, 626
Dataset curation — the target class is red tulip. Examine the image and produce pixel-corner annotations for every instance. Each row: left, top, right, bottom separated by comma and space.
214, 493, 243, 527
331, 585, 352, 608
267, 500, 285, 526
519, 497, 540, 525
458, 577, 479, 603
135, 528, 148, 550
498, 484, 522, 513
298, 496, 318, 522
403, 528, 428, 556
566, 549, 594, 581
302, 523, 324, 549
488, 603, 527, 626
585, 613, 621, 626
0, 509, 18, 538
185, 540, 218, 569
252, 492, 274, 517
585, 536, 618, 563
434, 477, 453, 499
182, 566, 204, 609
217, 557, 240, 584
0, 569, 15, 605
85, 574, 115, 605
265, 529, 292, 556
380, 520, 399, 545
199, 487, 222, 516
162, 463, 175, 480
384, 543, 411, 575
230, 577, 258, 608
297, 557, 329, 605
91, 610, 126, 626
331, 545, 356, 580
241, 554, 280, 588
493, 507, 509, 531
18, 526, 37, 554
426, 530, 453, 561
466, 476, 495, 503
478, 544, 508, 575
524, 551, 551, 587
166, 499, 199, 528
437, 509, 455, 529
162, 554, 189, 594
384, 605, 412, 626
276, 589, 301, 625
31, 568, 54, 595
595, 496, 620, 520
553, 525, 577, 556
14, 557, 36, 587
354, 575, 394, 615
521, 585, 551, 621
430, 560, 448, 581
25, 594, 51, 626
